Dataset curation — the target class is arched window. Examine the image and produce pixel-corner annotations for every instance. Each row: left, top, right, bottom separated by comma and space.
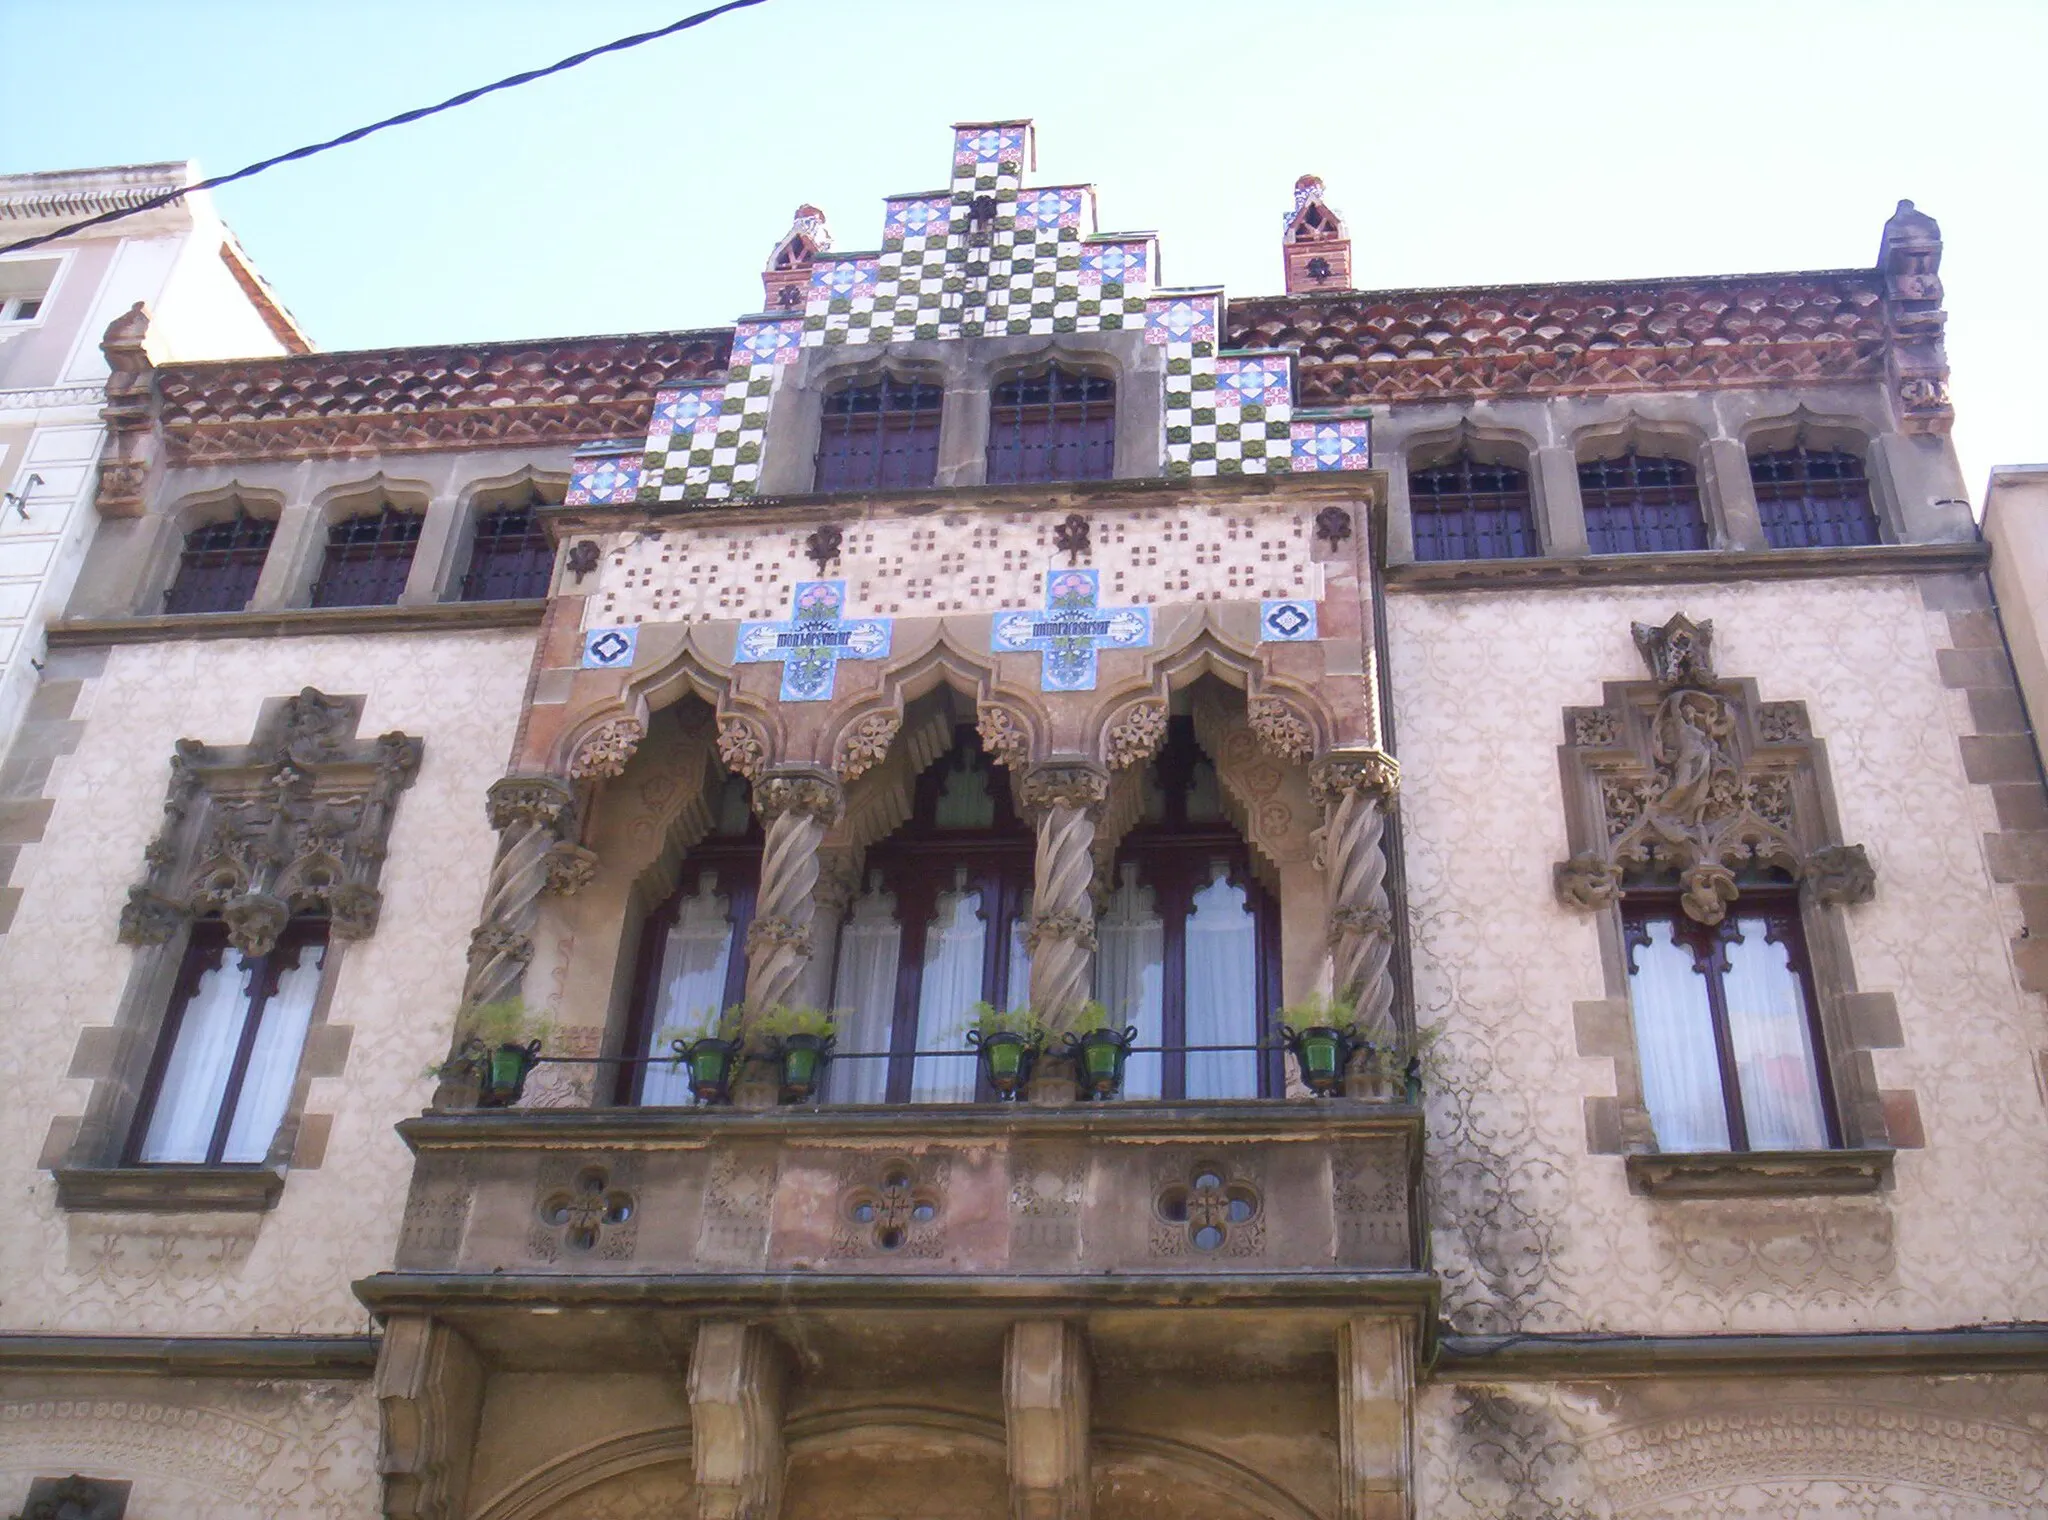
1408, 449, 1537, 560
986, 365, 1116, 484
1750, 445, 1880, 548
619, 776, 761, 1105
814, 375, 943, 493
164, 506, 274, 615
1094, 717, 1281, 1099
828, 729, 1034, 1103
311, 504, 421, 608
460, 494, 554, 601
1578, 450, 1708, 554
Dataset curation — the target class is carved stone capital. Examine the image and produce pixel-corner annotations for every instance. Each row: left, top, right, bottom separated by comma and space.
1103, 699, 1168, 771
716, 715, 768, 781
1554, 853, 1623, 911
1021, 761, 1110, 821
1248, 696, 1315, 764
1327, 903, 1393, 948
567, 717, 646, 780
751, 769, 844, 825
486, 775, 578, 835
1805, 842, 1877, 907
837, 711, 900, 781
1309, 750, 1400, 811
468, 924, 533, 967
1026, 910, 1099, 954
541, 842, 600, 897
745, 914, 813, 958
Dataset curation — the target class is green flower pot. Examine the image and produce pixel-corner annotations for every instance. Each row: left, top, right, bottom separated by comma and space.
968, 1030, 1038, 1099
1066, 1025, 1138, 1101
775, 1033, 834, 1103
1283, 1024, 1353, 1097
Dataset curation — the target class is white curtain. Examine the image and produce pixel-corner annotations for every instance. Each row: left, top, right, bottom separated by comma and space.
1006, 889, 1034, 1017
220, 942, 327, 1162
1095, 863, 1163, 1098
641, 871, 733, 1106
829, 878, 901, 1104
140, 950, 258, 1163
1183, 866, 1258, 1098
1722, 916, 1829, 1149
911, 877, 985, 1102
1626, 919, 1731, 1151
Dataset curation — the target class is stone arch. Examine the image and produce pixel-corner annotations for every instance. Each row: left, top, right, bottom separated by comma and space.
1400, 415, 1540, 477
1138, 620, 1345, 760
818, 627, 1042, 774
1094, 1430, 1321, 1520
782, 1406, 1011, 1520
311, 468, 432, 527
146, 479, 287, 612
1739, 402, 1896, 543
470, 1425, 693, 1520
1569, 408, 1711, 474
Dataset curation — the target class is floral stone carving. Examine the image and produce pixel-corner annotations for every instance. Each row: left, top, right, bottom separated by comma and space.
716, 715, 768, 780
118, 689, 423, 955
567, 716, 646, 780
836, 711, 900, 780
1554, 614, 1876, 925
1103, 699, 1168, 770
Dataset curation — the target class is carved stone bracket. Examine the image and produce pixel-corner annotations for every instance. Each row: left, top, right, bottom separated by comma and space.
116, 689, 423, 955
1555, 614, 1876, 926
374, 1315, 484, 1520
1102, 699, 1168, 771
567, 715, 646, 780
689, 1321, 789, 1520
837, 711, 901, 780
1005, 1321, 1092, 1520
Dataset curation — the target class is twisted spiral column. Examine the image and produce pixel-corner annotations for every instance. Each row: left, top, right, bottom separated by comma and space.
1310, 751, 1401, 1038
1021, 761, 1110, 1025
743, 769, 844, 1012
462, 776, 579, 1009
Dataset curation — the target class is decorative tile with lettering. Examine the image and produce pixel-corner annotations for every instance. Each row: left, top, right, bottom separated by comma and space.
992, 568, 1152, 692
735, 579, 892, 701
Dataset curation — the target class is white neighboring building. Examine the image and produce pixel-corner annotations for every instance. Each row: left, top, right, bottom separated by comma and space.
0, 162, 305, 769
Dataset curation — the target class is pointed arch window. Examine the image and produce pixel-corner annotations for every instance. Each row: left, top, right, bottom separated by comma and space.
619, 776, 761, 1105
1750, 445, 1881, 548
814, 375, 943, 493
460, 493, 555, 601
311, 504, 421, 608
1578, 450, 1708, 554
827, 729, 1034, 1103
986, 365, 1116, 484
1092, 717, 1281, 1099
164, 506, 274, 615
1408, 450, 1537, 561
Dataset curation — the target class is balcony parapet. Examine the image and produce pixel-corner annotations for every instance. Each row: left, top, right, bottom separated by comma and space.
378, 1100, 1424, 1290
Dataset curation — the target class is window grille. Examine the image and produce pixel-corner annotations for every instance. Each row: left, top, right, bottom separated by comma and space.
310, 505, 421, 608
163, 508, 274, 615
1750, 446, 1881, 548
814, 376, 943, 493
1408, 451, 1537, 560
1578, 451, 1709, 554
132, 923, 328, 1166
986, 365, 1116, 484
1621, 896, 1838, 1152
460, 500, 554, 601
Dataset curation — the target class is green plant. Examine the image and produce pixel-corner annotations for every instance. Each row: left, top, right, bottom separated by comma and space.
1364, 1022, 1446, 1088
423, 999, 554, 1079
747, 1004, 840, 1041
969, 1002, 1045, 1041
1276, 991, 1353, 1033
1060, 1000, 1114, 1034
657, 1003, 744, 1051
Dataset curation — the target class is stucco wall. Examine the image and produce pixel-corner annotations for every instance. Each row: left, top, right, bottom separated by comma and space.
1388, 574, 2048, 1336
0, 629, 530, 1335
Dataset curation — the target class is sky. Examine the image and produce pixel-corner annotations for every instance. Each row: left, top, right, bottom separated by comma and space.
5, 0, 2044, 499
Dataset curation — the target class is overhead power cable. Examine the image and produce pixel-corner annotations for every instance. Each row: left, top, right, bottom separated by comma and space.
0, 0, 769, 256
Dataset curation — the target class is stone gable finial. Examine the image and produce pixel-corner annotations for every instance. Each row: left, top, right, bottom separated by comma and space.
1283, 174, 1351, 293
1632, 613, 1715, 689
762, 203, 832, 310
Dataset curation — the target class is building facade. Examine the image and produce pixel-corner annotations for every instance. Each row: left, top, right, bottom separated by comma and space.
2, 122, 2045, 1519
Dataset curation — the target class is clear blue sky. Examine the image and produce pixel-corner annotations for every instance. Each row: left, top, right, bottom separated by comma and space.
6, 0, 2042, 497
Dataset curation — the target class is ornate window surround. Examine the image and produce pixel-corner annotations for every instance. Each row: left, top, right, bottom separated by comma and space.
1553, 614, 1903, 1196
47, 688, 423, 1212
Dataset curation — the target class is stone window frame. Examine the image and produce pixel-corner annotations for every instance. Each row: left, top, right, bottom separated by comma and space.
144, 483, 288, 617
754, 330, 1164, 496
44, 688, 421, 1212
1568, 415, 1717, 555
982, 356, 1119, 485
1741, 412, 1896, 547
447, 472, 565, 604
1553, 614, 1905, 1197
1394, 422, 1546, 563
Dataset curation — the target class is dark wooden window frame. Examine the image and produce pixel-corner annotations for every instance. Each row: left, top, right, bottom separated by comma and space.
1620, 889, 1841, 1152
310, 504, 422, 608
1578, 449, 1710, 555
127, 920, 329, 1167
1408, 449, 1538, 561
813, 375, 944, 493
985, 363, 1117, 485
1109, 718, 1284, 1099
1750, 444, 1882, 549
459, 495, 555, 602
616, 821, 763, 1105
164, 507, 276, 615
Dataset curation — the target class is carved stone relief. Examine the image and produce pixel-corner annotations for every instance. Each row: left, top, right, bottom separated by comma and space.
527, 1156, 640, 1263
1148, 1155, 1265, 1260
568, 717, 646, 781
1008, 1144, 1085, 1265
832, 1156, 947, 1259
695, 1147, 778, 1268
118, 689, 423, 954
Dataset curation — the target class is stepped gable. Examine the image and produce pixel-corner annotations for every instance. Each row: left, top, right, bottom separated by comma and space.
155, 328, 733, 462
1228, 270, 1890, 405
